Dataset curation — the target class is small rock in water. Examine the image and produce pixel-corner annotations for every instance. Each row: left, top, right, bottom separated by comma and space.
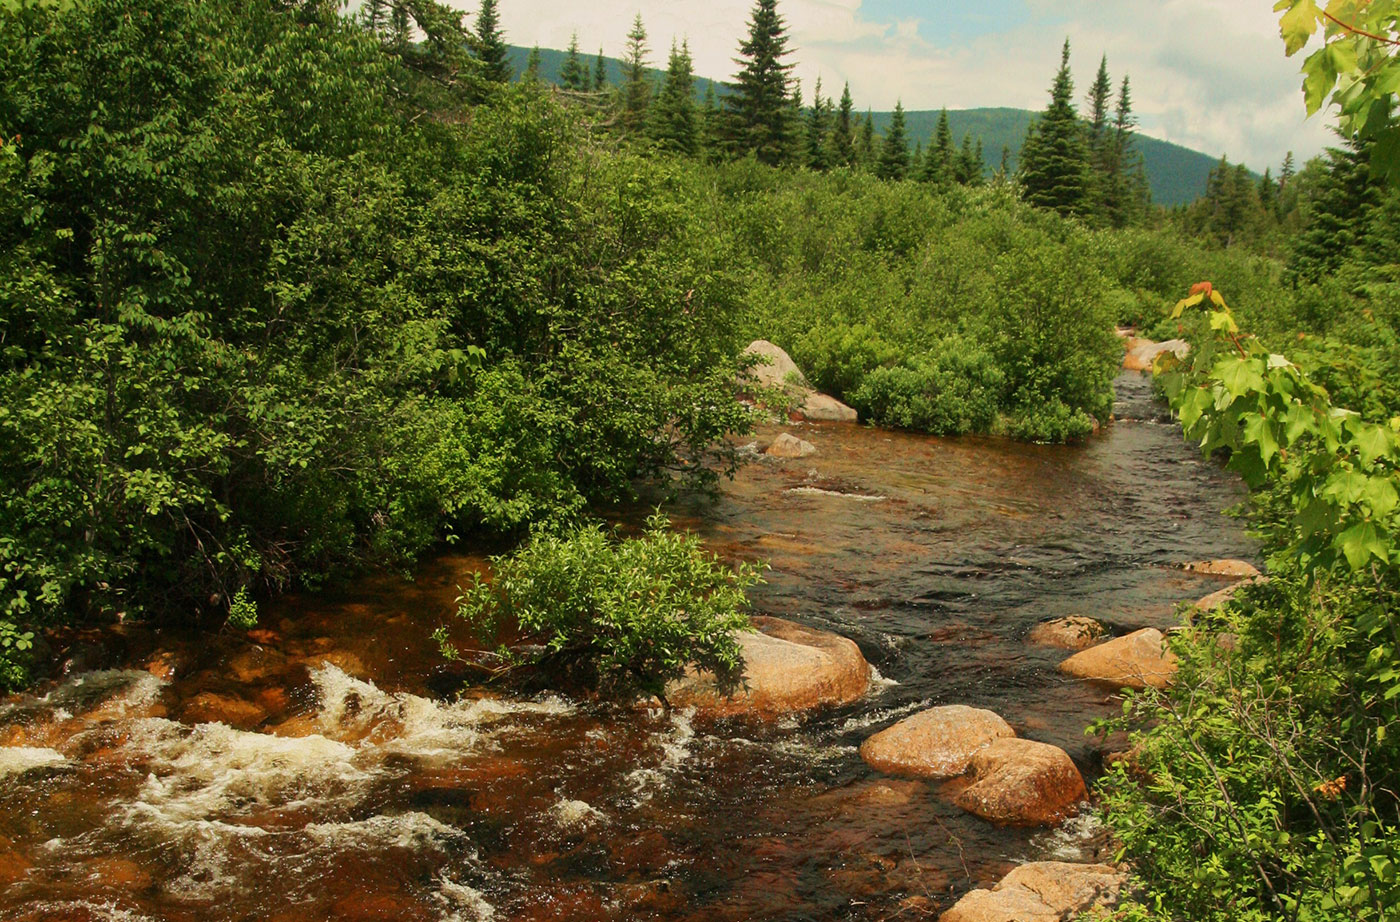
796, 392, 858, 422
765, 432, 817, 459
952, 738, 1086, 826
1181, 559, 1260, 578
180, 691, 269, 728
860, 705, 1014, 779
1057, 628, 1177, 690
550, 799, 605, 831
1192, 576, 1265, 612
939, 861, 1124, 922
1027, 616, 1105, 651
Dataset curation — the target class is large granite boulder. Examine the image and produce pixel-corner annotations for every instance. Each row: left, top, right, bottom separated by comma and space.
1058, 628, 1177, 690
952, 738, 1087, 825
797, 392, 859, 422
742, 340, 810, 391
939, 861, 1125, 922
860, 706, 1014, 779
667, 616, 869, 718
765, 433, 817, 458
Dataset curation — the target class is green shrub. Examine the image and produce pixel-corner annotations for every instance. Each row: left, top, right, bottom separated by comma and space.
445, 514, 764, 702
0, 618, 33, 691
848, 338, 1004, 435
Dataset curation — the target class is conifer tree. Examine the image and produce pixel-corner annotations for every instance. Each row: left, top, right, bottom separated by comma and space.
785, 79, 805, 164
876, 101, 910, 180
997, 145, 1011, 182
1086, 55, 1112, 161
1099, 74, 1146, 227
560, 32, 586, 90
726, 0, 797, 165
1280, 151, 1296, 187
921, 107, 954, 185
593, 48, 607, 91
832, 82, 855, 167
621, 14, 651, 133
805, 77, 834, 170
700, 83, 723, 160
650, 40, 699, 156
1289, 140, 1384, 283
524, 44, 541, 82
956, 133, 981, 184
474, 0, 511, 83
1018, 39, 1091, 217
1258, 166, 1278, 220
858, 109, 876, 169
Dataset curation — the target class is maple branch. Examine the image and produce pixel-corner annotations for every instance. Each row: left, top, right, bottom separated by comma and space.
1322, 11, 1400, 48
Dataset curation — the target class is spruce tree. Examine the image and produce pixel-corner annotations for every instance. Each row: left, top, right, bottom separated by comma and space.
621, 14, 651, 133
700, 83, 723, 160
805, 77, 833, 170
858, 109, 876, 170
474, 0, 511, 83
1018, 39, 1091, 217
524, 44, 541, 83
832, 82, 855, 167
650, 40, 699, 156
1280, 151, 1296, 187
560, 32, 586, 91
593, 48, 607, 91
1086, 55, 1112, 161
1258, 167, 1278, 220
725, 0, 796, 165
956, 133, 980, 184
1290, 139, 1384, 283
921, 107, 954, 184
785, 79, 805, 164
876, 101, 910, 180
1101, 74, 1145, 227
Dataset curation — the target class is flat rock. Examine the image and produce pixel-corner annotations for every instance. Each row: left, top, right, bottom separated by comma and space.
1122, 337, 1189, 372
181, 692, 269, 728
860, 706, 1014, 779
1058, 628, 1177, 690
1027, 616, 1105, 650
766, 432, 817, 458
797, 392, 859, 422
952, 738, 1086, 825
1182, 559, 1260, 578
667, 616, 869, 718
939, 861, 1124, 922
742, 340, 810, 391
1192, 576, 1265, 612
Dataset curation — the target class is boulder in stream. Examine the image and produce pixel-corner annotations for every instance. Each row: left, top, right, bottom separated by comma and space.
765, 433, 817, 459
1122, 337, 1189, 373
1182, 559, 1260, 578
667, 616, 870, 718
741, 340, 859, 423
1192, 576, 1265, 612
939, 861, 1124, 922
952, 738, 1087, 826
1057, 627, 1177, 690
860, 705, 1014, 779
1027, 616, 1105, 651
796, 392, 859, 423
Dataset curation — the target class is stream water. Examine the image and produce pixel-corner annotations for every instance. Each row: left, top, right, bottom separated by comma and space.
0, 372, 1253, 922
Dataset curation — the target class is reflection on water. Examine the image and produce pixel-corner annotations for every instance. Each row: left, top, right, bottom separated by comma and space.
0, 374, 1251, 921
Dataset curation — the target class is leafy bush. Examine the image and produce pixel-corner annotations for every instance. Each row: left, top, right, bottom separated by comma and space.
446, 514, 763, 702
848, 338, 1004, 435
0, 618, 33, 691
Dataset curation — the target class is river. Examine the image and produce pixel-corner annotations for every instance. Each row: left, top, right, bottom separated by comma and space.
0, 372, 1252, 921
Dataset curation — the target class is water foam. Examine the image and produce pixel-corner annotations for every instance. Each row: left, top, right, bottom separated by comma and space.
0, 745, 67, 777
623, 709, 696, 805
434, 873, 496, 922
549, 798, 606, 830
784, 486, 887, 502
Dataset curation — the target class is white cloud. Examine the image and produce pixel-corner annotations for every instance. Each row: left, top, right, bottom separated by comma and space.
451, 0, 1338, 170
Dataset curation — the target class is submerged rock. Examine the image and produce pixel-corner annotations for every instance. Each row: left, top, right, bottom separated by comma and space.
1027, 616, 1106, 651
765, 432, 818, 459
952, 738, 1087, 826
939, 861, 1124, 922
1182, 559, 1260, 578
860, 705, 1014, 779
667, 616, 869, 718
180, 691, 269, 728
1058, 628, 1177, 690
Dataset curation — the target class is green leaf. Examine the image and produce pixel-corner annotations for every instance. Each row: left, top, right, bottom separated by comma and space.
1352, 422, 1394, 468
1336, 520, 1388, 570
1214, 357, 1265, 397
1279, 0, 1322, 56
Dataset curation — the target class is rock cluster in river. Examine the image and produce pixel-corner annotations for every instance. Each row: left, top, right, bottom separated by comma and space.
742, 340, 858, 423
1027, 616, 1105, 650
1058, 627, 1177, 690
860, 706, 1086, 826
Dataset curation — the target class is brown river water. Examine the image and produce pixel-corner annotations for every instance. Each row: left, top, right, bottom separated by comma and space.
0, 372, 1252, 922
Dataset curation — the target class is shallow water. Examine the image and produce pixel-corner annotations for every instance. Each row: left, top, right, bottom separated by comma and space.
0, 373, 1251, 921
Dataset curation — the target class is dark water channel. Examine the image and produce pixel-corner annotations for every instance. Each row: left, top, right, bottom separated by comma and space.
0, 373, 1252, 921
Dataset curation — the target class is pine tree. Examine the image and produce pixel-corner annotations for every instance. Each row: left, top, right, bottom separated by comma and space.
785, 79, 805, 164
997, 145, 1011, 182
1280, 151, 1296, 187
1100, 74, 1146, 227
832, 82, 855, 167
593, 48, 607, 91
364, 0, 389, 37
920, 107, 954, 184
700, 83, 723, 160
650, 40, 699, 156
1086, 55, 1112, 161
560, 32, 586, 90
876, 101, 910, 180
805, 77, 833, 170
621, 14, 651, 133
524, 44, 541, 83
726, 0, 797, 165
858, 109, 876, 170
1290, 139, 1384, 283
474, 0, 511, 83
1018, 39, 1091, 217
956, 133, 981, 185
1258, 167, 1278, 220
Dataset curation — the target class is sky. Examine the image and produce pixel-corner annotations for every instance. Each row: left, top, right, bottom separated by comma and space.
462, 0, 1339, 172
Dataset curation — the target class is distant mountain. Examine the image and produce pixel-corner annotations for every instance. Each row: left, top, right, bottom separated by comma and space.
871, 108, 1221, 207
506, 45, 1221, 207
